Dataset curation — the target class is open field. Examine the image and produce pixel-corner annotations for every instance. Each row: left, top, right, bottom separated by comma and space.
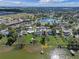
0, 34, 79, 59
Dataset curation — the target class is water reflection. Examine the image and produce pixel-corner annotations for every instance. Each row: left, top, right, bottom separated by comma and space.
50, 48, 72, 59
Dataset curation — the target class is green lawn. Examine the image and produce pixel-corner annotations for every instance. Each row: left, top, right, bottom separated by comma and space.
0, 49, 49, 59
0, 34, 79, 59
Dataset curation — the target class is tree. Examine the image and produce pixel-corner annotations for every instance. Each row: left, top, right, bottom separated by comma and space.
0, 34, 3, 40
6, 36, 14, 46
40, 37, 45, 45
67, 40, 79, 51
6, 27, 18, 46
15, 35, 25, 49
0, 24, 7, 30
36, 22, 41, 26
40, 31, 47, 45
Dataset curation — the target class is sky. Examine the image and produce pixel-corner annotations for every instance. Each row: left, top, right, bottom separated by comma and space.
0, 0, 79, 7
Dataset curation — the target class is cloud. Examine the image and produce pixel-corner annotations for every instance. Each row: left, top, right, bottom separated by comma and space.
39, 0, 66, 3
0, 1, 24, 7
0, 1, 22, 5
0, 0, 79, 7
52, 0, 66, 2
61, 2, 79, 7
0, 1, 39, 7
37, 0, 79, 7
39, 0, 50, 3
11, 1, 22, 4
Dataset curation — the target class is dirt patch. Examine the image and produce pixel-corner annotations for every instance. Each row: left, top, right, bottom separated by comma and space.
24, 45, 41, 53
0, 46, 13, 53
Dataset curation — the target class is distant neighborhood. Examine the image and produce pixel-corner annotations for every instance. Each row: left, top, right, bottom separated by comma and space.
0, 7, 79, 59
0, 13, 79, 39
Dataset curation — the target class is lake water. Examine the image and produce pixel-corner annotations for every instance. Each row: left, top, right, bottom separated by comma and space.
0, 11, 18, 15
50, 48, 72, 59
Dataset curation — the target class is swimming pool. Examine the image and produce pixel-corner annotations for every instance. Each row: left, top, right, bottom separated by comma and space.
37, 18, 60, 25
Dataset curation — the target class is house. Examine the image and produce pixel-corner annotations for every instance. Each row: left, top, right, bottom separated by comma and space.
20, 30, 27, 35
56, 30, 60, 34
0, 29, 9, 36
74, 24, 79, 29
27, 27, 35, 34
62, 29, 73, 36
0, 19, 7, 24
38, 26, 49, 31
75, 35, 79, 38
34, 26, 51, 35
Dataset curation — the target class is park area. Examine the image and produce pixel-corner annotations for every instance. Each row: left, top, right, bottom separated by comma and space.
0, 34, 79, 59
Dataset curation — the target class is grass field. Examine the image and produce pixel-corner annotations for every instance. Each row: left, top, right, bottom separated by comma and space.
0, 34, 79, 59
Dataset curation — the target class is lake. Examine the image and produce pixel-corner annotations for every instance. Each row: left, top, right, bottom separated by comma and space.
50, 48, 72, 59
0, 11, 19, 16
